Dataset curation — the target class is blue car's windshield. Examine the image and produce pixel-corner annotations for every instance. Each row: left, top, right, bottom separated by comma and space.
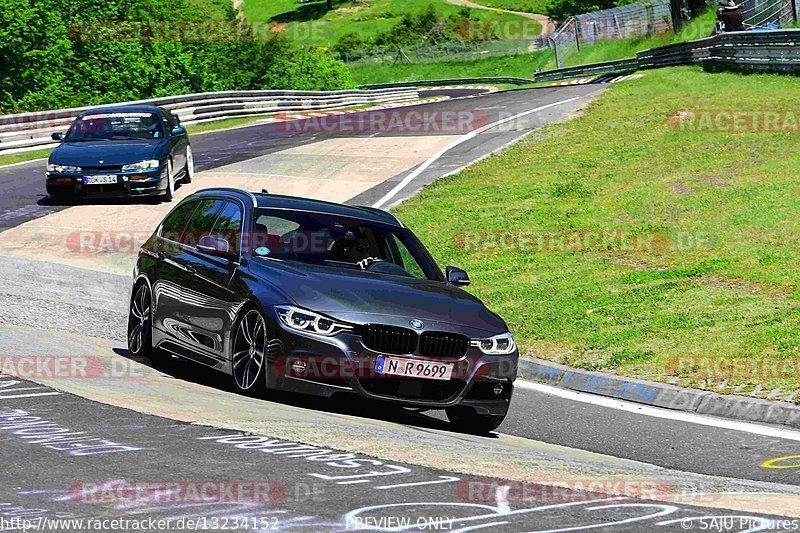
250, 208, 442, 282
65, 112, 164, 142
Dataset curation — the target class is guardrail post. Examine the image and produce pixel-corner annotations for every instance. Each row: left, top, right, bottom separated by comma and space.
549, 36, 561, 68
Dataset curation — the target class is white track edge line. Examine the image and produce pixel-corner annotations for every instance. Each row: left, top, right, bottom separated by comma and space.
371, 96, 581, 209
514, 379, 800, 442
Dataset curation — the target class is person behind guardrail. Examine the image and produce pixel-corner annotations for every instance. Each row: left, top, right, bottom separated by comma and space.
716, 0, 745, 32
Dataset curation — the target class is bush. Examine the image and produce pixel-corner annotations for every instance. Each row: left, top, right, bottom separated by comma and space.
261, 48, 355, 91
546, 0, 638, 19
0, 0, 355, 113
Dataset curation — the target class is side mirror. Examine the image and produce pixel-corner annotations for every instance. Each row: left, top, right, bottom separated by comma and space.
197, 235, 231, 257
171, 126, 186, 136
446, 266, 470, 287
51, 132, 63, 141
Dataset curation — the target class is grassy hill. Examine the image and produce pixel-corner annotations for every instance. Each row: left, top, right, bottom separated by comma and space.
241, 0, 540, 47
468, 0, 550, 15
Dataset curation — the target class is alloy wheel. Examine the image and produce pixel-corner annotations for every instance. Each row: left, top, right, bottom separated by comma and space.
232, 310, 267, 391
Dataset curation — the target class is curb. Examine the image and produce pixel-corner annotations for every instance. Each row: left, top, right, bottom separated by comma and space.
518, 357, 800, 430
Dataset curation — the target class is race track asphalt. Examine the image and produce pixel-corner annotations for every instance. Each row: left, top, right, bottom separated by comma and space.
2, 85, 800, 531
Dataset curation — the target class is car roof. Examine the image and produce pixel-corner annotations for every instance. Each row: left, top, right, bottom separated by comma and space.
192, 188, 403, 227
78, 105, 165, 117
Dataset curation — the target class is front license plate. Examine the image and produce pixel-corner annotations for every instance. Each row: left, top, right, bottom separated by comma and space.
84, 175, 117, 185
376, 356, 453, 381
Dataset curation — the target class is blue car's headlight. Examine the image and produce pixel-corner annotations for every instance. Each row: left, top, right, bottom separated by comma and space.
275, 305, 352, 337
470, 332, 516, 355
47, 164, 81, 173
121, 160, 160, 172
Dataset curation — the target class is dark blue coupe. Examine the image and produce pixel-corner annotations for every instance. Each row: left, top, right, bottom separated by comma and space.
46, 105, 193, 202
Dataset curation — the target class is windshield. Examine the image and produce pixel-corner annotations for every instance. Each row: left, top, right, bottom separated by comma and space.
250, 208, 442, 281
65, 112, 164, 141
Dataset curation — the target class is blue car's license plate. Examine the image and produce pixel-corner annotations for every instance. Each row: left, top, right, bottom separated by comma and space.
84, 175, 117, 185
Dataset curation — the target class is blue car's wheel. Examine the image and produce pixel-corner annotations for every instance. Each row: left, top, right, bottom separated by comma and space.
163, 160, 175, 202
183, 146, 194, 184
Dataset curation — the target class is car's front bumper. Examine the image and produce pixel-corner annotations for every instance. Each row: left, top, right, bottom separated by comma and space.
46, 167, 167, 198
266, 320, 517, 416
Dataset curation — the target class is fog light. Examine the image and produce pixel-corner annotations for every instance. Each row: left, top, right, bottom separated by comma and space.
493, 383, 504, 396
291, 360, 307, 374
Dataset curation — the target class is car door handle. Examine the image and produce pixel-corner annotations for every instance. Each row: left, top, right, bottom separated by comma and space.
183, 264, 196, 275
156, 251, 167, 260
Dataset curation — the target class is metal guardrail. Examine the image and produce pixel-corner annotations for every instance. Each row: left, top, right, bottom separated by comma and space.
533, 58, 641, 82
359, 78, 534, 90
0, 88, 420, 154
534, 29, 800, 82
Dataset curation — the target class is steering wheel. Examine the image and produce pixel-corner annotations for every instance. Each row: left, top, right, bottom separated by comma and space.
361, 258, 413, 277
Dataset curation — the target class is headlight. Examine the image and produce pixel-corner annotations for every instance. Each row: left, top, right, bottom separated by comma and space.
470, 332, 516, 355
121, 160, 160, 172
47, 164, 81, 173
274, 305, 352, 337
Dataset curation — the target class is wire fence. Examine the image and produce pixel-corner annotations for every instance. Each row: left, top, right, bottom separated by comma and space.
741, 0, 796, 26
341, 0, 795, 69
550, 0, 673, 67
340, 38, 549, 66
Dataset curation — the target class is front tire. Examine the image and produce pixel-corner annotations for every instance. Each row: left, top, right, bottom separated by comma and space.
231, 309, 269, 394
446, 406, 506, 434
162, 160, 175, 202
183, 146, 194, 184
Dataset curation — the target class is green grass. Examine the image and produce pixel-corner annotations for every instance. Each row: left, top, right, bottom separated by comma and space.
469, 0, 550, 15
350, 50, 549, 85
0, 149, 52, 168
392, 66, 800, 398
242, 0, 539, 47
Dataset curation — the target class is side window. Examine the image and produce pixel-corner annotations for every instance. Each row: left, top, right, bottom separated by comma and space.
159, 201, 197, 242
210, 202, 243, 253
160, 110, 174, 132
181, 199, 225, 247
385, 234, 427, 280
